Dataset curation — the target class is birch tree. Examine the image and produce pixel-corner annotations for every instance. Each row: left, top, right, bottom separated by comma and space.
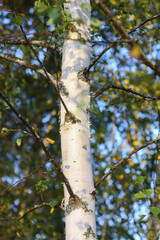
0, 0, 160, 239
60, 0, 96, 239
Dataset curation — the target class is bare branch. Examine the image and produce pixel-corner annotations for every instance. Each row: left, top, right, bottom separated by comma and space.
92, 84, 157, 100
1, 128, 32, 136
0, 159, 52, 197
94, 138, 159, 189
0, 38, 57, 50
86, 38, 139, 72
0, 91, 75, 199
0, 202, 52, 221
128, 13, 160, 34
0, 52, 57, 86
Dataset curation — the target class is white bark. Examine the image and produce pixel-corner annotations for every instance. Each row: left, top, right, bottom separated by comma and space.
60, 0, 96, 239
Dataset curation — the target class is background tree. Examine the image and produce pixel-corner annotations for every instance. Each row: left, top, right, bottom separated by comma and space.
0, 0, 160, 239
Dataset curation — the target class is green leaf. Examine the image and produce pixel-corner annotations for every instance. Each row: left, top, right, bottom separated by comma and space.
36, 180, 49, 193
149, 207, 160, 217
138, 214, 147, 222
80, 37, 86, 44
133, 191, 145, 200
47, 8, 60, 25
155, 136, 160, 141
147, 230, 155, 238
12, 87, 20, 95
13, 16, 22, 26
49, 200, 58, 208
64, 9, 71, 16
20, 13, 28, 21
157, 100, 160, 109
91, 17, 103, 27
105, 165, 114, 168
75, 18, 84, 25
16, 138, 22, 147
34, 0, 49, 14
17, 134, 25, 139
91, 100, 101, 116
144, 189, 152, 198
135, 176, 146, 184
81, 3, 91, 12
1, 128, 8, 134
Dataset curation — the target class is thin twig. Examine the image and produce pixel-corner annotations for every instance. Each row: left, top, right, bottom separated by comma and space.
92, 84, 157, 100
94, 138, 159, 189
0, 202, 55, 221
43, 31, 55, 65
0, 39, 57, 49
1, 128, 32, 136
0, 159, 52, 197
128, 13, 160, 34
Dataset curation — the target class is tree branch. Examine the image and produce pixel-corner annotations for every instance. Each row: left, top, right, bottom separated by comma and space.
0, 52, 57, 86
0, 159, 52, 198
0, 91, 75, 199
0, 52, 79, 122
87, 6, 160, 75
92, 84, 157, 100
0, 202, 53, 221
85, 38, 139, 72
1, 128, 32, 136
95, 1, 160, 76
128, 13, 160, 34
0, 38, 57, 50
94, 138, 159, 190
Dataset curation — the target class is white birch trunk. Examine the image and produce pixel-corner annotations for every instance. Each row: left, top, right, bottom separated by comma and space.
60, 0, 96, 239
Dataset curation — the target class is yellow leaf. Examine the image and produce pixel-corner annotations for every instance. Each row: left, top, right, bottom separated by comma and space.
24, 187, 28, 194
50, 207, 54, 214
154, 189, 160, 194
141, 160, 147, 165
118, 174, 124, 180
130, 123, 136, 129
19, 210, 24, 216
133, 140, 140, 146
101, 96, 107, 101
46, 138, 55, 144
129, 46, 141, 59
124, 79, 129, 84
117, 15, 121, 19
16, 138, 22, 147
94, 177, 99, 181
128, 160, 134, 166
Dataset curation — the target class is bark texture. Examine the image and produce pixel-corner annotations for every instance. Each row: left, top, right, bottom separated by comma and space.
60, 0, 96, 239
